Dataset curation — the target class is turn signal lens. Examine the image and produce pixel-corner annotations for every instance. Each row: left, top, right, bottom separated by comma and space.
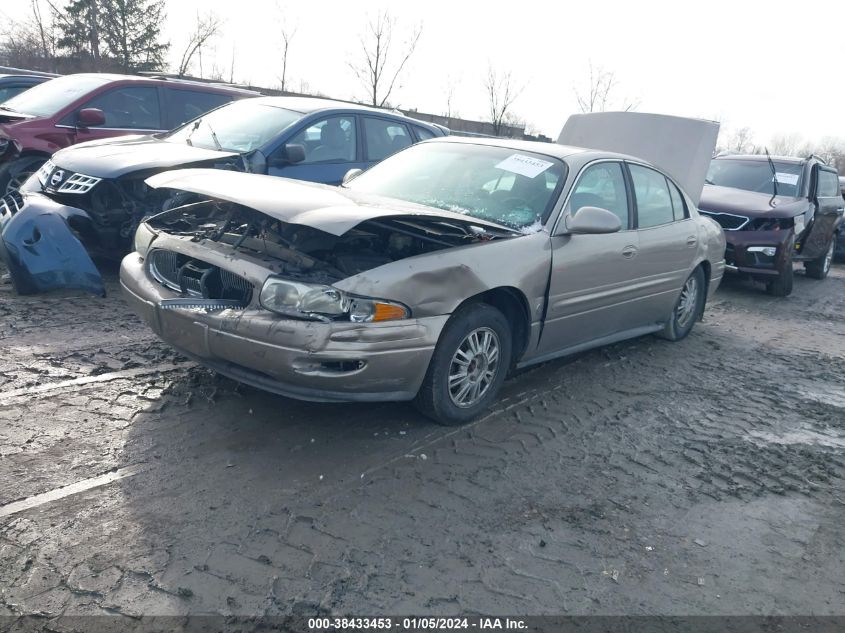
373, 302, 409, 322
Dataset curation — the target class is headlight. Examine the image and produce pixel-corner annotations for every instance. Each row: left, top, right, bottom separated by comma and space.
259, 276, 409, 322
747, 246, 777, 257
133, 222, 157, 257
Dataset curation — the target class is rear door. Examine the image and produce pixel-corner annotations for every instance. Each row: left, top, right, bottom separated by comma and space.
162, 87, 233, 129
800, 166, 844, 260
627, 163, 699, 323
538, 160, 644, 354
361, 116, 414, 167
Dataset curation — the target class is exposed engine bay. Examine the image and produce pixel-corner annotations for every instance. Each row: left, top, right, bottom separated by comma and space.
147, 198, 516, 284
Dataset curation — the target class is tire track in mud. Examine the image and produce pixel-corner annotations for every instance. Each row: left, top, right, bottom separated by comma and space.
1, 264, 845, 616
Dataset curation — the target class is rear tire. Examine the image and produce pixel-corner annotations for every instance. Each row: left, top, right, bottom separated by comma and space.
659, 266, 705, 341
413, 303, 512, 426
804, 241, 834, 280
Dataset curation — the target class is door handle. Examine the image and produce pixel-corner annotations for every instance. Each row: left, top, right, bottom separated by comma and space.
686, 236, 697, 247
836, 207, 844, 213
621, 245, 638, 258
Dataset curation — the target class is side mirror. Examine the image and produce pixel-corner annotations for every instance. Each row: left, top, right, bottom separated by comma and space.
342, 168, 363, 186
564, 206, 622, 234
282, 143, 305, 164
77, 108, 105, 127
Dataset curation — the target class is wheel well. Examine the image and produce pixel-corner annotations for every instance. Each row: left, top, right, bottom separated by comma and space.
458, 287, 532, 364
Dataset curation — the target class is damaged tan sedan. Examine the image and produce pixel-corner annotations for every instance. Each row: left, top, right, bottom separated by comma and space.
121, 119, 725, 425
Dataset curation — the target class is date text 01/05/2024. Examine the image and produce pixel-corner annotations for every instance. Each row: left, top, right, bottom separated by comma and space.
307, 617, 528, 630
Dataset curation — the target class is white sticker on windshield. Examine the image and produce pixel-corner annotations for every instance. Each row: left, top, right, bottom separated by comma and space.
495, 154, 554, 178
773, 172, 799, 186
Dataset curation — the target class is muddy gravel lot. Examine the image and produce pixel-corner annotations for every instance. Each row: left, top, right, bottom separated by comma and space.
1, 260, 844, 621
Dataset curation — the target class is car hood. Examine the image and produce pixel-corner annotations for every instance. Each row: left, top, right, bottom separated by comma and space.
145, 168, 522, 237
699, 185, 809, 218
52, 135, 238, 178
558, 112, 719, 206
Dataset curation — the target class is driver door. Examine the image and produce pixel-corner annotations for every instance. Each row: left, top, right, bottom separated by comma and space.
800, 166, 844, 259
538, 161, 645, 355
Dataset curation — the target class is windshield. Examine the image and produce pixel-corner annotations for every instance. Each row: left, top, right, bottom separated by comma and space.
346, 142, 566, 230
706, 158, 803, 197
0, 75, 111, 117
164, 101, 303, 152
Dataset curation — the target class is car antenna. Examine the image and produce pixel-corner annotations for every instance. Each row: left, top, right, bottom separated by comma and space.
765, 147, 778, 198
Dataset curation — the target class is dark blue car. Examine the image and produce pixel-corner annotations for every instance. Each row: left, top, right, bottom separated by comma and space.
0, 96, 446, 294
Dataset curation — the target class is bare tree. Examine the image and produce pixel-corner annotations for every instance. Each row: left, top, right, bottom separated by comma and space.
728, 127, 755, 153
442, 74, 459, 121
769, 133, 811, 157
0, 1, 60, 72
573, 61, 638, 113
484, 64, 523, 136
177, 11, 220, 77
348, 10, 421, 107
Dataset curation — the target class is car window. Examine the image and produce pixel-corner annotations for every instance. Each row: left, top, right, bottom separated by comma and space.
80, 86, 162, 129
347, 142, 566, 230
707, 159, 803, 197
629, 164, 674, 228
364, 118, 412, 161
289, 116, 356, 164
0, 85, 31, 102
165, 89, 231, 128
817, 169, 840, 198
0, 74, 111, 117
568, 162, 630, 229
415, 126, 436, 141
668, 180, 687, 220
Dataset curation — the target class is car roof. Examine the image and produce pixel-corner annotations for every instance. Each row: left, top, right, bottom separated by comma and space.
237, 96, 441, 126
713, 154, 806, 165
0, 74, 47, 82
54, 73, 258, 95
425, 135, 642, 162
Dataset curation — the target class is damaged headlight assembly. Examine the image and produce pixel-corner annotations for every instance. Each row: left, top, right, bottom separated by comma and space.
133, 222, 158, 257
259, 276, 409, 323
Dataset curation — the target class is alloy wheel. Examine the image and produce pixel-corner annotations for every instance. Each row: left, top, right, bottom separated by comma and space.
448, 326, 500, 408
676, 275, 699, 328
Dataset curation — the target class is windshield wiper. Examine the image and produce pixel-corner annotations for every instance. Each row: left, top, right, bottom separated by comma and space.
206, 121, 223, 151
765, 148, 778, 197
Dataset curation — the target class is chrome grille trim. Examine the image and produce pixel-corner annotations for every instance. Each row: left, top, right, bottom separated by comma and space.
148, 249, 253, 305
0, 191, 24, 218
698, 210, 750, 231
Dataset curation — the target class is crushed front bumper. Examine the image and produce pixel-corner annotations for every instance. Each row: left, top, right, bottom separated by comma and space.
0, 190, 104, 296
120, 253, 447, 403
722, 229, 792, 277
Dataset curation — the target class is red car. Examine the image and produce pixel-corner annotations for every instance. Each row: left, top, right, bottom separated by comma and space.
0, 73, 257, 193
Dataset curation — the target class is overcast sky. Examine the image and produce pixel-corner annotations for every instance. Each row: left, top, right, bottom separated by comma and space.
4, 0, 844, 145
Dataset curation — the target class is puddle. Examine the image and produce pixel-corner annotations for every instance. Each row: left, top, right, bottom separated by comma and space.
745, 426, 845, 449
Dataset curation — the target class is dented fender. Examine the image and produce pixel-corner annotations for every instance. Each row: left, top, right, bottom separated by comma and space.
0, 192, 105, 296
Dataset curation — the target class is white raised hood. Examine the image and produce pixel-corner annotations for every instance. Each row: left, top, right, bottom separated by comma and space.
557, 112, 720, 206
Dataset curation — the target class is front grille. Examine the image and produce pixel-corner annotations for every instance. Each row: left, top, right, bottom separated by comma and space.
0, 190, 24, 217
148, 249, 253, 306
699, 211, 750, 231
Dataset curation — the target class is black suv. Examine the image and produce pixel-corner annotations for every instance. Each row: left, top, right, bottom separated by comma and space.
699, 155, 844, 296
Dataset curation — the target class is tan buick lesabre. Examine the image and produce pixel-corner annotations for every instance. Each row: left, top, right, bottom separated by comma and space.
121, 115, 725, 425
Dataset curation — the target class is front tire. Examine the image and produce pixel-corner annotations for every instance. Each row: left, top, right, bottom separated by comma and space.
413, 303, 512, 426
766, 253, 794, 296
660, 266, 705, 341
804, 241, 834, 280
